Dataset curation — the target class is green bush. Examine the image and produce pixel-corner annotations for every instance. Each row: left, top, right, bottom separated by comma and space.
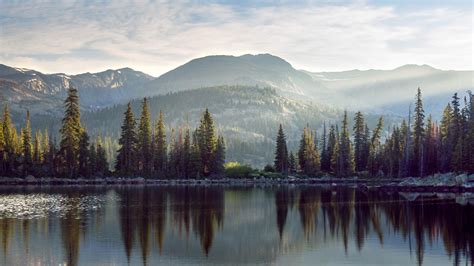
224, 162, 254, 179
263, 164, 275, 172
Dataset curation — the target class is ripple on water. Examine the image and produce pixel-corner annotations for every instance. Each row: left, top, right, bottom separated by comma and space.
0, 194, 103, 219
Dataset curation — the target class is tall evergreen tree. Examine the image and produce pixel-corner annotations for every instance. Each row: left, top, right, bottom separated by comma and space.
59, 86, 83, 177
466, 91, 474, 173
274, 124, 289, 174
297, 126, 320, 176
214, 135, 226, 176
320, 122, 330, 172
115, 103, 138, 176
21, 110, 33, 175
182, 128, 191, 178
137, 98, 152, 177
154, 111, 167, 178
449, 93, 463, 171
412, 88, 425, 176
47, 138, 58, 177
424, 115, 438, 175
198, 108, 217, 176
167, 128, 178, 178
95, 137, 108, 176
189, 130, 202, 178
439, 104, 453, 172
336, 111, 355, 177
78, 131, 90, 177
89, 142, 97, 176
353, 111, 367, 172
367, 117, 384, 176
328, 125, 338, 174
2, 105, 16, 175
33, 131, 43, 164
386, 126, 403, 177
288, 152, 297, 174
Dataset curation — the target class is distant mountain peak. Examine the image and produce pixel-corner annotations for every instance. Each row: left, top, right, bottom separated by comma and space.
394, 64, 437, 71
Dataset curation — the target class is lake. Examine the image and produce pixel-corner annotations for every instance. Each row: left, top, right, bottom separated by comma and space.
0, 185, 472, 265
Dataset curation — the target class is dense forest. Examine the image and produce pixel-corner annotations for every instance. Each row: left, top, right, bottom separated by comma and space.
0, 86, 472, 179
273, 88, 474, 177
0, 87, 225, 179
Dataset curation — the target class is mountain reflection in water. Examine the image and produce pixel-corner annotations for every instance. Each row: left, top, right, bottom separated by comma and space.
0, 186, 472, 265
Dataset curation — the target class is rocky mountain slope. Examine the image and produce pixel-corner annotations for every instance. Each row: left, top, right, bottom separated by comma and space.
0, 64, 153, 114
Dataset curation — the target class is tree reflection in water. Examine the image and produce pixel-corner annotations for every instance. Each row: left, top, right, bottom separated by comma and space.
0, 186, 472, 265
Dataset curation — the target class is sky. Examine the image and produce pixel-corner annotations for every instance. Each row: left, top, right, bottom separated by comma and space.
0, 0, 472, 76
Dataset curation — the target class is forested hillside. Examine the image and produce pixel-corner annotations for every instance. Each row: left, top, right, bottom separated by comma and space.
82, 86, 401, 166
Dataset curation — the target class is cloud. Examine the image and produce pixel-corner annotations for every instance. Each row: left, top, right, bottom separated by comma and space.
0, 1, 472, 76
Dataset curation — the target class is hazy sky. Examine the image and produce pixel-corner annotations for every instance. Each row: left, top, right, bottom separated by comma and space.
0, 0, 472, 76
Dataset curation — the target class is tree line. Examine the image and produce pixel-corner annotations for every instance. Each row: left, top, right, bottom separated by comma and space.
0, 86, 225, 179
274, 88, 474, 177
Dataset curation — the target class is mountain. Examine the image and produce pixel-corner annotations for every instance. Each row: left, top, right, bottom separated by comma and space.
2, 55, 472, 118
144, 54, 328, 101
145, 55, 472, 117
305, 64, 474, 116
0, 64, 154, 114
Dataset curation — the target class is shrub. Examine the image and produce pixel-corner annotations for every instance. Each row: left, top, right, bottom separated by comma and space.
263, 164, 275, 172
224, 162, 254, 179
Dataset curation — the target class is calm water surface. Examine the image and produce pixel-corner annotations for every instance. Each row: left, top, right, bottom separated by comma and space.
0, 185, 472, 265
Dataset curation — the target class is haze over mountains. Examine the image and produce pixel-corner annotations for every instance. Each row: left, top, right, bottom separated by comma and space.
1, 53, 471, 118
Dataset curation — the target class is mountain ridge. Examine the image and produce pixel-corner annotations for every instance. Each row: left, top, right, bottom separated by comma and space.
1, 54, 472, 118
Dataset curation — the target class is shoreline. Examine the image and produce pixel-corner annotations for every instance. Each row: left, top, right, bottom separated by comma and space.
1, 174, 473, 192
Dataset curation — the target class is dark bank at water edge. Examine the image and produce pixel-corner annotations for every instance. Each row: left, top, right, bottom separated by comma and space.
1, 172, 474, 192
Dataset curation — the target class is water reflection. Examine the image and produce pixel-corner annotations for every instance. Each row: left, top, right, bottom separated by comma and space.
0, 186, 472, 265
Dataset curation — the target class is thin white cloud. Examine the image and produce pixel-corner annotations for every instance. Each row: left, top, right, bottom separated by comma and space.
0, 1, 472, 76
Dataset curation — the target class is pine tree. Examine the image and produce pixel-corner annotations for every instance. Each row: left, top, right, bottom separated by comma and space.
214, 135, 226, 176
297, 126, 320, 176
21, 110, 33, 175
115, 103, 138, 176
167, 128, 178, 178
328, 125, 338, 174
32, 131, 42, 175
452, 99, 469, 173
450, 93, 463, 171
412, 88, 425, 176
367, 117, 383, 177
59, 86, 83, 177
47, 138, 58, 177
387, 126, 403, 177
274, 124, 288, 174
439, 104, 453, 172
424, 115, 438, 175
336, 111, 355, 177
353, 111, 367, 172
189, 130, 202, 178
40, 130, 49, 173
137, 98, 152, 177
320, 122, 330, 172
288, 152, 297, 174
198, 108, 217, 176
466, 91, 474, 173
182, 128, 191, 178
95, 137, 108, 176
154, 111, 167, 178
2, 105, 16, 175
78, 131, 90, 177
89, 143, 97, 176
